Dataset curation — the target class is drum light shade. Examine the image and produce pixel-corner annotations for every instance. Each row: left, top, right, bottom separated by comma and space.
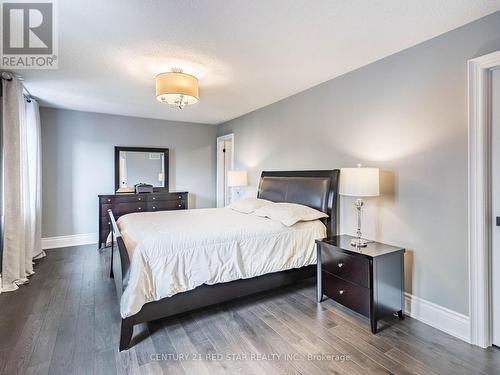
339, 167, 379, 197
155, 71, 199, 109
227, 170, 248, 187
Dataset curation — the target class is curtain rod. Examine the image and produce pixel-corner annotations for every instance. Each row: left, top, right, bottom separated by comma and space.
1, 71, 34, 102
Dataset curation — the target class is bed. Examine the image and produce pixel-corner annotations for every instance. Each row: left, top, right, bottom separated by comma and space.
109, 170, 340, 350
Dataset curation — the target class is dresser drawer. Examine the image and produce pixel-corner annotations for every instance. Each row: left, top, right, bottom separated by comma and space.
100, 216, 113, 230
321, 249, 369, 288
117, 195, 147, 203
148, 193, 187, 202
147, 200, 186, 211
322, 271, 370, 317
100, 196, 115, 204
102, 202, 147, 216
100, 195, 147, 204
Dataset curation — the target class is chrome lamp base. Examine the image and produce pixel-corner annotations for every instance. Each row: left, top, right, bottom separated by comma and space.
350, 237, 368, 247
351, 198, 368, 247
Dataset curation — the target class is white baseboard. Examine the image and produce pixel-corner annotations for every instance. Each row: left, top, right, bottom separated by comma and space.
42, 232, 98, 250
404, 292, 470, 343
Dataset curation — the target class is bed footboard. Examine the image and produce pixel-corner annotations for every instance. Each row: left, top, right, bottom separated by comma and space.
107, 209, 130, 292
107, 210, 134, 350
109, 212, 315, 352
119, 317, 134, 351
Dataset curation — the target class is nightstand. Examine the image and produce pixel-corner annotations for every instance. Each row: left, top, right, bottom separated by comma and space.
316, 235, 405, 333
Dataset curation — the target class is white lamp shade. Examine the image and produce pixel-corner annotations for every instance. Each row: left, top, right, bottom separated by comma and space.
227, 170, 248, 187
339, 167, 380, 197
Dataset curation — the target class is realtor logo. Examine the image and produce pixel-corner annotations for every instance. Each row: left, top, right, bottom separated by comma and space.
1, 0, 58, 69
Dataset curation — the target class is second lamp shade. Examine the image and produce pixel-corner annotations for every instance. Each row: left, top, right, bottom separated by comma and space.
227, 170, 248, 187
339, 167, 379, 197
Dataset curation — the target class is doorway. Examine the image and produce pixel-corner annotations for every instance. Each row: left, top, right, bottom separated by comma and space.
216, 134, 234, 207
468, 50, 500, 348
492, 68, 500, 347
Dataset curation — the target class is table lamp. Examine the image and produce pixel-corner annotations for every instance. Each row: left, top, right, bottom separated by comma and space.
339, 165, 380, 247
227, 170, 248, 201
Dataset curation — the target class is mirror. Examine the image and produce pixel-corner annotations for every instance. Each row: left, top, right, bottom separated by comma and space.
114, 147, 169, 192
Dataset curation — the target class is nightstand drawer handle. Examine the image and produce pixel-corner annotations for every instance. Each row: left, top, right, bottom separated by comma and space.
339, 290, 345, 295
338, 263, 344, 268
152, 206, 156, 210
153, 197, 156, 200
138, 207, 142, 210
178, 195, 182, 199
178, 204, 182, 207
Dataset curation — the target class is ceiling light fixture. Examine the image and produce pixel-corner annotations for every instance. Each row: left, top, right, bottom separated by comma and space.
155, 68, 199, 109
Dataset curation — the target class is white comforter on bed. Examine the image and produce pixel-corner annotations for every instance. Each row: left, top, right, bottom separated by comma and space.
117, 208, 326, 318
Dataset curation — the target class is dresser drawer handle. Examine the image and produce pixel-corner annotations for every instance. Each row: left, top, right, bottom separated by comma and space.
152, 197, 156, 200
178, 195, 181, 199
107, 199, 111, 202
152, 206, 156, 209
138, 198, 142, 201
178, 204, 182, 207
138, 207, 142, 210
339, 290, 345, 295
338, 263, 344, 268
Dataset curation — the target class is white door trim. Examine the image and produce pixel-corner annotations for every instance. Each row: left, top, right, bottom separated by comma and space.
468, 50, 500, 348
216, 133, 234, 208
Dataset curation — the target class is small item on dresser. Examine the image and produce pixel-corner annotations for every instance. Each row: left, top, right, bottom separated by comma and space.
134, 183, 153, 194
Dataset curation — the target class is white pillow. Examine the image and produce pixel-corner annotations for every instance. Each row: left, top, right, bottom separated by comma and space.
227, 197, 273, 214
254, 202, 328, 226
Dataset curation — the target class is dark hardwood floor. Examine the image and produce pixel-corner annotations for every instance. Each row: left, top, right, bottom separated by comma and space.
0, 245, 499, 375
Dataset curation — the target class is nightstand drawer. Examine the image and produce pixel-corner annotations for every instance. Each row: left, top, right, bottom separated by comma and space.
322, 271, 370, 317
321, 249, 369, 288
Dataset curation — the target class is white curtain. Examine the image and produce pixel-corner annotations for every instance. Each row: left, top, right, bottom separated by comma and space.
0, 78, 44, 293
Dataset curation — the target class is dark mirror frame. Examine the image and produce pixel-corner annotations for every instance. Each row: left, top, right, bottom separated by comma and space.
114, 146, 169, 192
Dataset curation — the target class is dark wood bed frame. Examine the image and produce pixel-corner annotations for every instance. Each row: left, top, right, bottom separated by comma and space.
108, 169, 340, 350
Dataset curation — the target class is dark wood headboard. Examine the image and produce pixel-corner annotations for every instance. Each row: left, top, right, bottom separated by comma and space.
257, 170, 340, 237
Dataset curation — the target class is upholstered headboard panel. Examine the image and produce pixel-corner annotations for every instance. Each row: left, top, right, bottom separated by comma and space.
257, 170, 340, 237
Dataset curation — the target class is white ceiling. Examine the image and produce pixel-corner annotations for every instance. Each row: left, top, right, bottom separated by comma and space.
14, 0, 500, 124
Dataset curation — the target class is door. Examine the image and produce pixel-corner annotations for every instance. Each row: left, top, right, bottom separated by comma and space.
216, 134, 234, 207
492, 68, 500, 347
223, 139, 233, 205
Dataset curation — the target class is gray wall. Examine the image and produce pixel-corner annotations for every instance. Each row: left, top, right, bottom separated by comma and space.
41, 108, 217, 238
218, 11, 500, 315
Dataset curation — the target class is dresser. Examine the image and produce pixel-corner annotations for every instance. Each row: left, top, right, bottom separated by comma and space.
316, 235, 405, 333
98, 191, 188, 249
